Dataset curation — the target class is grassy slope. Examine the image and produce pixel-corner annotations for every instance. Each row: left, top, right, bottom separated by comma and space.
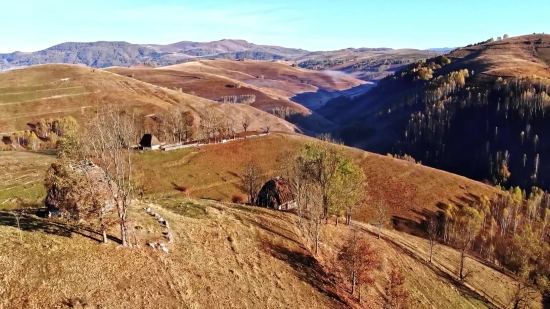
104, 66, 338, 134
0, 151, 56, 209
443, 34, 550, 80
134, 133, 498, 226
0, 197, 535, 309
0, 201, 342, 309
0, 64, 298, 134
163, 59, 365, 92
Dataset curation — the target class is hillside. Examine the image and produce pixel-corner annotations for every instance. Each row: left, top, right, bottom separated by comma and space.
0, 40, 309, 71
133, 133, 499, 228
295, 48, 441, 80
104, 66, 338, 133
0, 64, 298, 134
320, 34, 550, 191
0, 145, 534, 308
162, 59, 368, 111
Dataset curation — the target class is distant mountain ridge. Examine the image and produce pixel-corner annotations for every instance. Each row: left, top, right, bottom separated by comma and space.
0, 39, 313, 71
0, 39, 443, 73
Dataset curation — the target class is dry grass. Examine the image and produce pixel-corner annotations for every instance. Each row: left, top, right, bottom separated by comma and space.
0, 64, 298, 134
0, 151, 56, 209
445, 34, 550, 80
163, 59, 365, 92
135, 133, 498, 226
104, 66, 338, 134
0, 200, 344, 309
0, 197, 531, 309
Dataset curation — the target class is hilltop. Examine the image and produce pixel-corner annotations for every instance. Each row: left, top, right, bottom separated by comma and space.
107, 58, 367, 111
320, 34, 550, 191
0, 64, 298, 134
295, 48, 440, 80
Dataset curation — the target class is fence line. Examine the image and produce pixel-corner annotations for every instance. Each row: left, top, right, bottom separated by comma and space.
160, 133, 269, 151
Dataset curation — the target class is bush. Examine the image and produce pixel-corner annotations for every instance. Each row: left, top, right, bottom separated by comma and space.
232, 194, 245, 204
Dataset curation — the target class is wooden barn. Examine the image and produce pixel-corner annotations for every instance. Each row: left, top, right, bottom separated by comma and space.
139, 134, 161, 150
256, 177, 296, 210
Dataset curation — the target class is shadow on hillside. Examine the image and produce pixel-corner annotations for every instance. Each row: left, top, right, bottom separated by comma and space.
0, 211, 120, 244
261, 239, 348, 307
357, 225, 500, 309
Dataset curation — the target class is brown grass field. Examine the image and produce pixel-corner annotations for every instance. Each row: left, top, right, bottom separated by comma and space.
0, 64, 298, 134
445, 34, 550, 80
163, 59, 365, 92
104, 66, 338, 134
132, 133, 499, 228
0, 197, 534, 308
0, 133, 532, 308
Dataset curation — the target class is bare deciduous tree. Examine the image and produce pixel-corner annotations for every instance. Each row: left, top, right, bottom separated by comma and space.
426, 215, 439, 263
374, 200, 388, 239
84, 105, 137, 247
242, 115, 253, 132
242, 159, 264, 204
306, 179, 324, 255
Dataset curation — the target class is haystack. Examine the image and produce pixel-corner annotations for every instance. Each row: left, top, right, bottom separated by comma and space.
45, 161, 116, 217
256, 177, 296, 210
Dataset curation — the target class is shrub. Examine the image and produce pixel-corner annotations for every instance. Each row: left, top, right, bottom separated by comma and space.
232, 194, 245, 204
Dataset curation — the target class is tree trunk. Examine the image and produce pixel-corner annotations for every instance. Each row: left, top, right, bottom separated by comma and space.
459, 250, 465, 280
351, 271, 356, 295
335, 217, 339, 226
120, 219, 128, 247
314, 220, 320, 255
102, 229, 108, 244
377, 224, 381, 239
429, 242, 434, 263
358, 284, 362, 303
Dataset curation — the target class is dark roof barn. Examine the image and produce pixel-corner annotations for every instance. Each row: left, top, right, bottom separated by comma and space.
139, 134, 161, 149
256, 177, 296, 210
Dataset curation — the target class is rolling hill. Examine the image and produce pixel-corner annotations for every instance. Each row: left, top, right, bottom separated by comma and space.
320, 34, 550, 191
0, 64, 298, 135
103, 65, 339, 134
0, 134, 533, 308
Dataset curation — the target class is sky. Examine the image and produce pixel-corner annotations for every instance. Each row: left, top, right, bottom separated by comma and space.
0, 0, 548, 53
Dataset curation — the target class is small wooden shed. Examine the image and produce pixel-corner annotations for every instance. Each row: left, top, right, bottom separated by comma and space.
139, 134, 161, 150
256, 177, 296, 210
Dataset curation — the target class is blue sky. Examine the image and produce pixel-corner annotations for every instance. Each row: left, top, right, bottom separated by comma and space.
1, 0, 548, 52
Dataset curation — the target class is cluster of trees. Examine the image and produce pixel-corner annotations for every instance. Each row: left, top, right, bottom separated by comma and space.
219, 94, 256, 104
196, 110, 254, 143
154, 107, 195, 144
391, 56, 452, 82
298, 58, 346, 70
5, 116, 79, 150
424, 186, 550, 301
386, 153, 419, 164
271, 106, 299, 119
242, 140, 408, 306
394, 70, 550, 190
278, 142, 366, 253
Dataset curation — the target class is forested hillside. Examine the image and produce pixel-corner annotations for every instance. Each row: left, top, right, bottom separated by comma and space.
323, 34, 550, 191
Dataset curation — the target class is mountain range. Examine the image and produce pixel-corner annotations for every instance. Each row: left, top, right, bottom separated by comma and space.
0, 39, 440, 77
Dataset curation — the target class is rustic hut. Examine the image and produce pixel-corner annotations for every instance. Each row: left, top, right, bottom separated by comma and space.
256, 177, 296, 210
139, 134, 161, 150
45, 161, 116, 218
